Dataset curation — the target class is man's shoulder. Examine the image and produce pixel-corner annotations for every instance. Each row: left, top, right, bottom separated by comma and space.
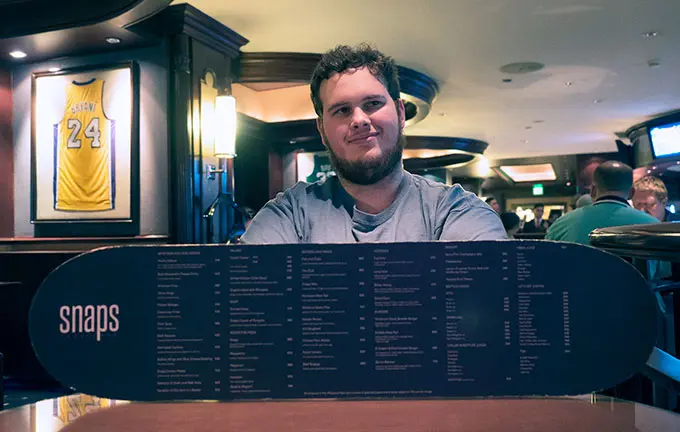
409, 173, 483, 209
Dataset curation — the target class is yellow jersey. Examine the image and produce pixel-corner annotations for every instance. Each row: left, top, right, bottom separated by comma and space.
55, 78, 114, 211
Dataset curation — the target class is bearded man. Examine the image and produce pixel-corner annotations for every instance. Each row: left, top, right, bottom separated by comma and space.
241, 44, 505, 244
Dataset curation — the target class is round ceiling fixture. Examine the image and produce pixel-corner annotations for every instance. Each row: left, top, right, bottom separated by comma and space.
105, 37, 121, 44
499, 62, 545, 74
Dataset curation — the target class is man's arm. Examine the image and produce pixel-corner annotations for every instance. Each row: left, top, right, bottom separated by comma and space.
239, 189, 301, 245
437, 187, 508, 241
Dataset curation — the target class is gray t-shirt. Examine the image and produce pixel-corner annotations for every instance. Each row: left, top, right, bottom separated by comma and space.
241, 171, 506, 244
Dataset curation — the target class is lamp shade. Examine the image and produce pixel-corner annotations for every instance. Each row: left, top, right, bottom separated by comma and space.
215, 95, 237, 158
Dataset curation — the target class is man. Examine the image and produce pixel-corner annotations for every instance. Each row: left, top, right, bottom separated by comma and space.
521, 204, 549, 233
485, 197, 501, 213
546, 161, 658, 245
241, 44, 506, 244
632, 175, 680, 222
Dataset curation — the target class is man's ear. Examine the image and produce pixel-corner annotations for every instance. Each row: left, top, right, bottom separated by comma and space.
591, 184, 598, 200
397, 98, 406, 130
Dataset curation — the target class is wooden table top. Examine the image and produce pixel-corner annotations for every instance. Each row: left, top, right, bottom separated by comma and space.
1, 393, 679, 432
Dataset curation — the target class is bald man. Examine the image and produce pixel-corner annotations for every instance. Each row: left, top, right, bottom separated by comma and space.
546, 161, 658, 245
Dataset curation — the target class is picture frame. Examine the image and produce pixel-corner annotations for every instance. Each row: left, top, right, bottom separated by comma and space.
30, 61, 140, 237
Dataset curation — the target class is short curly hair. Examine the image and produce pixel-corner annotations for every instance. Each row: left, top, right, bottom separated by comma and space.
634, 175, 668, 202
310, 43, 401, 117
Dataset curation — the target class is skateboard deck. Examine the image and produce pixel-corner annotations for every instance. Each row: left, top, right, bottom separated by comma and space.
28, 241, 658, 402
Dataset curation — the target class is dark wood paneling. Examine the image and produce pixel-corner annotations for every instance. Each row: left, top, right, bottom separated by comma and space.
233, 133, 271, 211
236, 52, 321, 82
168, 34, 194, 243
138, 4, 249, 58
268, 152, 284, 200
0, 69, 13, 237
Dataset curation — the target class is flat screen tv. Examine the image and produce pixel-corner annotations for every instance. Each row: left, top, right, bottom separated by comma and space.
649, 120, 680, 158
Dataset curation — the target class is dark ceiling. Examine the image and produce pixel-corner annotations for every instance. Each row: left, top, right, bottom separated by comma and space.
0, 0, 170, 65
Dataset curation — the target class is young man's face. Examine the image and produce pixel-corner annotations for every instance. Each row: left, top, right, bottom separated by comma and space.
488, 199, 500, 213
316, 67, 406, 185
533, 206, 544, 220
632, 190, 666, 221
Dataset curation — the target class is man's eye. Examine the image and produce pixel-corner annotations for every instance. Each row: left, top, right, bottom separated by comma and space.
365, 100, 383, 110
333, 107, 350, 116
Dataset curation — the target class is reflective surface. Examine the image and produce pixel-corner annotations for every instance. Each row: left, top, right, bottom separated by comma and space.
1, 393, 679, 432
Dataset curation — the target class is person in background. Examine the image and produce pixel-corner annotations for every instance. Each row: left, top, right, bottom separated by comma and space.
521, 203, 549, 233
632, 175, 680, 222
547, 209, 562, 226
485, 197, 501, 213
241, 43, 506, 244
546, 161, 658, 245
500, 212, 520, 238
575, 194, 593, 208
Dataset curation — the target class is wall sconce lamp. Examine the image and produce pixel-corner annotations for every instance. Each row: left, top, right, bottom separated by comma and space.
214, 94, 237, 158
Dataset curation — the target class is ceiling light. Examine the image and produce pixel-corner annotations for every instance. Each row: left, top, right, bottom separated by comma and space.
566, 181, 572, 187
533, 120, 544, 123
105, 37, 121, 44
647, 170, 651, 174
648, 59, 661, 68
521, 139, 529, 144
502, 78, 513, 83
593, 99, 603, 104
438, 113, 447, 117
498, 164, 557, 183
565, 81, 573, 86
48, 67, 61, 72
643, 31, 659, 38
652, 166, 657, 170
9, 50, 27, 58
525, 126, 532, 130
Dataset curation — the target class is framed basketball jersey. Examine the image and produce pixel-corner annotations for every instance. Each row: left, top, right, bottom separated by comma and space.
54, 78, 115, 211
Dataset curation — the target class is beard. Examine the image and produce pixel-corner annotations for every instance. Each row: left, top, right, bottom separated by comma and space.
322, 129, 406, 186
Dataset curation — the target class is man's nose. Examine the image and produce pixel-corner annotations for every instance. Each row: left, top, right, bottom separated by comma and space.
350, 108, 370, 130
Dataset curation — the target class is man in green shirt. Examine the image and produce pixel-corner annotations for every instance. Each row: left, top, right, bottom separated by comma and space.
546, 161, 658, 245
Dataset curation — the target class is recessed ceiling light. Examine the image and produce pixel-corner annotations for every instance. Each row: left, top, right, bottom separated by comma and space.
525, 126, 532, 130
48, 67, 61, 72
648, 59, 661, 68
643, 31, 659, 38
105, 37, 121, 44
502, 78, 513, 83
438, 113, 447, 117
565, 81, 573, 86
593, 99, 603, 104
9, 50, 27, 58
533, 120, 545, 124
521, 139, 529, 144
